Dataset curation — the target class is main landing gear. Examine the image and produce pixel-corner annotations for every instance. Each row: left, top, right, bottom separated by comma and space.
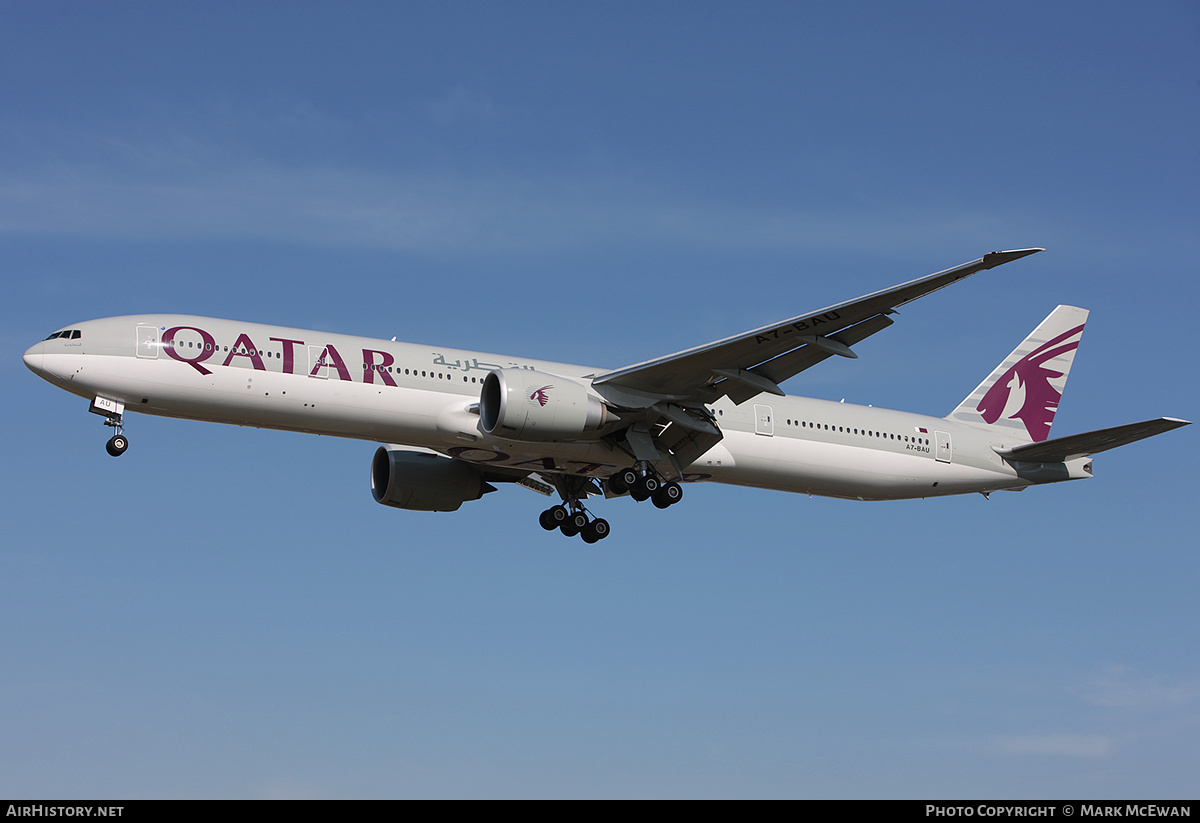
606, 465, 684, 510
538, 474, 612, 543
104, 414, 128, 457
539, 504, 611, 543
537, 464, 683, 543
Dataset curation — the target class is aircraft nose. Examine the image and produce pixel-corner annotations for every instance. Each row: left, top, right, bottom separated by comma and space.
23, 341, 44, 375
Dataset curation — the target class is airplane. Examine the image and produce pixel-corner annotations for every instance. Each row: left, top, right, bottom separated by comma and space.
22, 248, 1189, 543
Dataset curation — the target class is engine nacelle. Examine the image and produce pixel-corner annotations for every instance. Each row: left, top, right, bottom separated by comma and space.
371, 447, 493, 512
479, 369, 608, 441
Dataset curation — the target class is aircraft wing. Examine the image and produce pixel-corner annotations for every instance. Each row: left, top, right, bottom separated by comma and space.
587, 248, 1042, 478
593, 249, 1043, 405
996, 417, 1191, 463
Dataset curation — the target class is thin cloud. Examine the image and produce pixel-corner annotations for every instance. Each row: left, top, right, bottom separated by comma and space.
0, 160, 1037, 257
992, 734, 1114, 758
1080, 666, 1200, 712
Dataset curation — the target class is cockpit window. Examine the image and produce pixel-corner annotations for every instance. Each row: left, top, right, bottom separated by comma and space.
44, 330, 82, 340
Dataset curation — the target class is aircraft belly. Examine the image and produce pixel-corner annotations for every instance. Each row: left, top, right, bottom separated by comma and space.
435, 439, 632, 477
710, 430, 1022, 499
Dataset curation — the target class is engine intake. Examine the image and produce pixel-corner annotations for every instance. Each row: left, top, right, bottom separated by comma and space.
479, 369, 608, 441
371, 447, 494, 512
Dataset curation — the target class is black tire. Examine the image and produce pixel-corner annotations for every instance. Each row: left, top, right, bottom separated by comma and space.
634, 476, 659, 501
607, 472, 629, 494
616, 468, 639, 491
539, 509, 558, 530
546, 505, 569, 526
570, 512, 589, 531
653, 481, 683, 508
106, 435, 128, 457
585, 518, 610, 541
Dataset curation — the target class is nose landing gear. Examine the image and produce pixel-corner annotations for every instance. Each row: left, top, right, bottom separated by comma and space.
90, 396, 129, 457
105, 432, 128, 457
103, 413, 128, 457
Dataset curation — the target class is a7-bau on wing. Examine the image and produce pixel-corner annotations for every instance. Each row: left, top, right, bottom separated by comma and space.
585, 249, 1044, 478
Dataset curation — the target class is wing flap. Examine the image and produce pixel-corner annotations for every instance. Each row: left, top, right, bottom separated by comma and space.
721, 313, 897, 404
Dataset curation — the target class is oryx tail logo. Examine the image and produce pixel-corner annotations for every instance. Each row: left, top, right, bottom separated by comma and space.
529, 385, 553, 406
977, 324, 1084, 442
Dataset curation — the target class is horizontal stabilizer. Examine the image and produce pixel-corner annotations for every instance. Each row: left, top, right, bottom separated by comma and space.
996, 417, 1190, 463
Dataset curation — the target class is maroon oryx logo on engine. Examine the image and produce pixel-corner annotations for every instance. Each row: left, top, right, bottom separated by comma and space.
529, 385, 553, 406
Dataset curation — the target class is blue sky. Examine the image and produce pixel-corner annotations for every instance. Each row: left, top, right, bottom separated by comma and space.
2, 1, 1197, 799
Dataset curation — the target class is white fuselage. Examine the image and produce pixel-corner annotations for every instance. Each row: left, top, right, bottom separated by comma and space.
23, 314, 1086, 501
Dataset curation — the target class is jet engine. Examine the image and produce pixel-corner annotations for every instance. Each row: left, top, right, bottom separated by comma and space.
479, 369, 608, 441
371, 447, 494, 512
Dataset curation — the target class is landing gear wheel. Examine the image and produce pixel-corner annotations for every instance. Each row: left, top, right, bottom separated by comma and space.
610, 468, 639, 495
106, 435, 128, 457
652, 481, 683, 509
569, 511, 590, 532
631, 475, 659, 502
581, 518, 610, 543
540, 506, 569, 530
560, 520, 581, 538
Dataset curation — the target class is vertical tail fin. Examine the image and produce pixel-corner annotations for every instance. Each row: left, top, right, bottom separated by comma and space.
946, 305, 1088, 442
